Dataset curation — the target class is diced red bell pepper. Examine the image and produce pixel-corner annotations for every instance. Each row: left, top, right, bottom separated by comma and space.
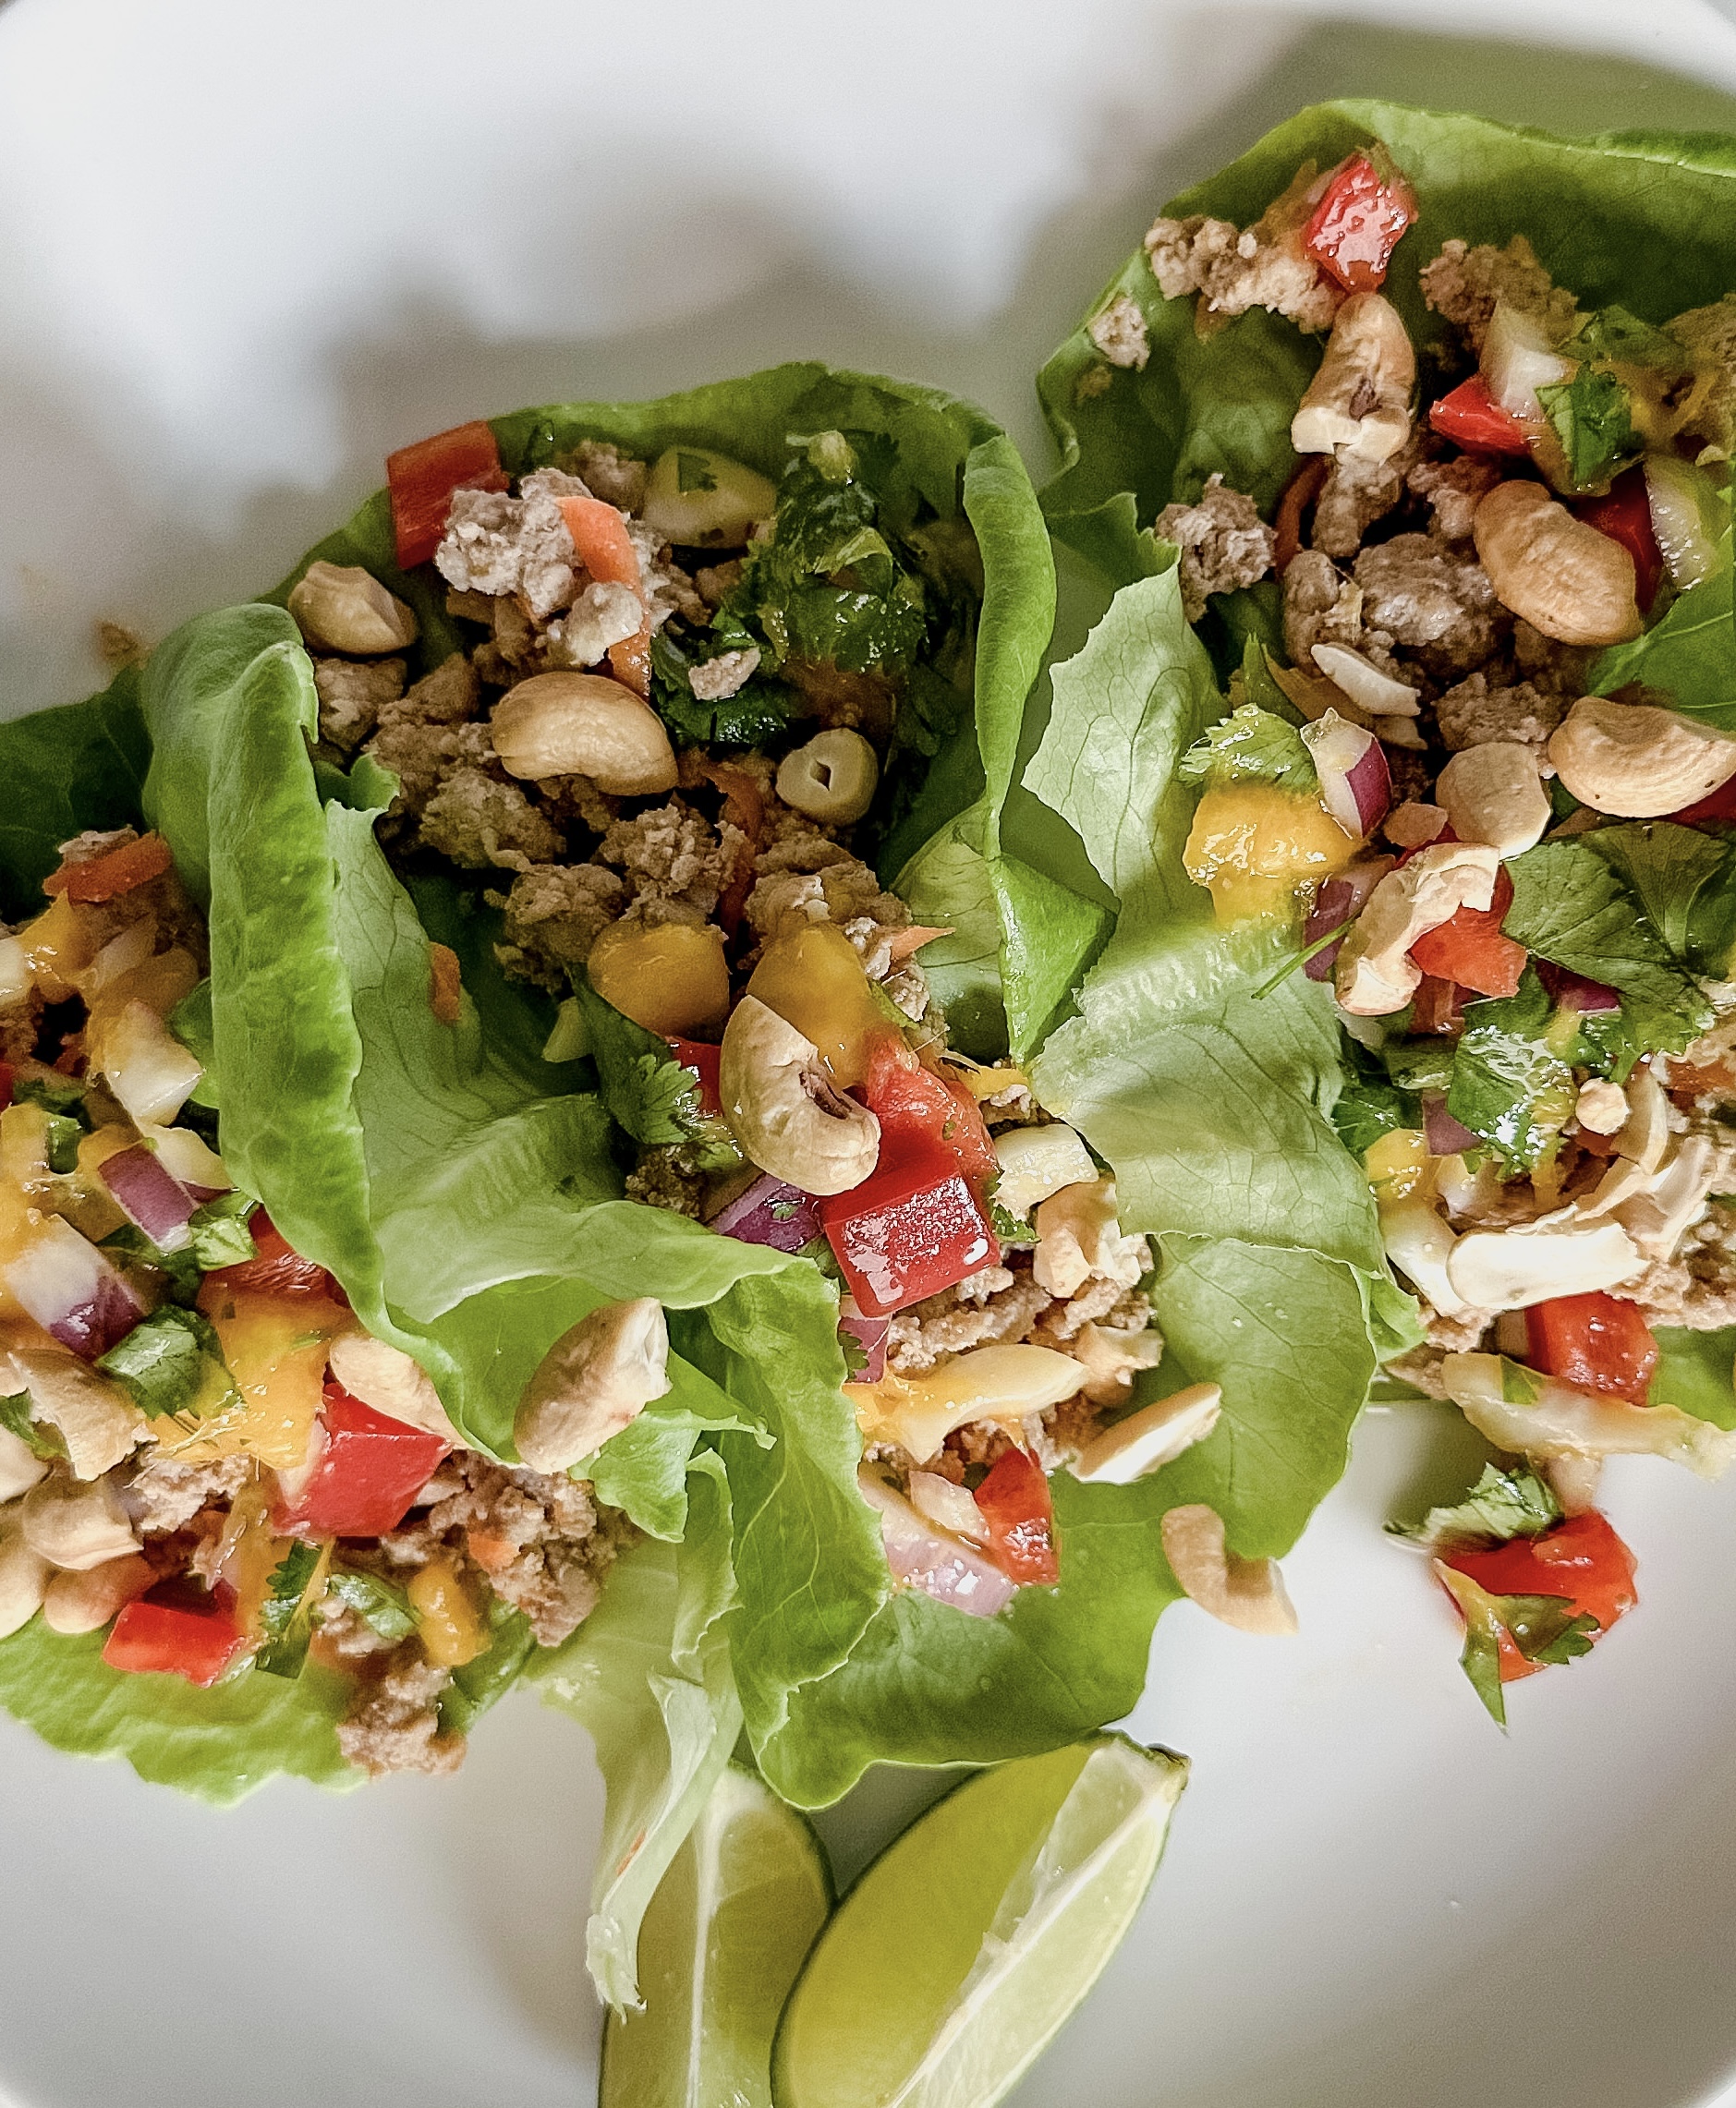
1427, 376, 1531, 456
1408, 866, 1526, 999
42, 830, 175, 903
1524, 1291, 1658, 1407
200, 1212, 345, 1302
668, 1036, 722, 1117
1409, 975, 1465, 1037
103, 1593, 249, 1687
273, 1380, 451, 1540
0, 1060, 12, 1111
558, 494, 651, 696
1442, 1511, 1637, 1683
860, 1030, 998, 1191
1578, 467, 1663, 614
972, 1448, 1059, 1585
820, 1139, 999, 1320
1303, 151, 1418, 292
1670, 772, 1736, 826
386, 420, 509, 570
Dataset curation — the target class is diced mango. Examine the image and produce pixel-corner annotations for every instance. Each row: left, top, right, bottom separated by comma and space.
408, 1552, 485, 1667
186, 1290, 349, 1469
587, 921, 731, 1036
1366, 1127, 1430, 1203
19, 895, 96, 1001
747, 923, 886, 1087
1183, 784, 1354, 923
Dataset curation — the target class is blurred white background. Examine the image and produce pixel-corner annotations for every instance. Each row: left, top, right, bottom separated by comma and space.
6, 6, 1736, 2106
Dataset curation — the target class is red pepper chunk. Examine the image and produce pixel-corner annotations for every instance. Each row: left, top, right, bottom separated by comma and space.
201, 1212, 343, 1302
860, 1030, 997, 1191
1303, 152, 1417, 292
273, 1380, 451, 1540
1578, 468, 1663, 614
1427, 377, 1531, 455
1408, 866, 1526, 999
973, 1448, 1059, 1585
0, 1060, 12, 1110
1443, 1512, 1637, 1683
820, 1140, 999, 1319
1670, 772, 1736, 826
668, 1036, 722, 1117
387, 421, 509, 570
103, 1594, 249, 1687
1525, 1291, 1658, 1407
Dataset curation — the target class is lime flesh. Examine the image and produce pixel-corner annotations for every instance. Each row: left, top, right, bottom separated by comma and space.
601, 1762, 832, 2108
772, 1735, 1187, 2108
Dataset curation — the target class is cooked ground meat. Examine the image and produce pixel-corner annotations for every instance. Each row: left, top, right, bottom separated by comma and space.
1352, 535, 1505, 680
436, 467, 589, 622
492, 863, 626, 987
600, 801, 730, 916
336, 1647, 462, 1778
1153, 474, 1276, 622
1405, 455, 1502, 543
122, 1453, 252, 1535
1146, 171, 1341, 335
314, 655, 405, 753
419, 763, 565, 872
422, 1451, 625, 1647
1087, 293, 1150, 371
625, 1148, 708, 1218
1312, 453, 1406, 560
1418, 235, 1577, 352
1432, 672, 1567, 754
568, 440, 649, 515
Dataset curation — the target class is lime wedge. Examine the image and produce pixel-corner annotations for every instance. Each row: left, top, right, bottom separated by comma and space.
772, 1735, 1187, 2108
601, 1762, 832, 2108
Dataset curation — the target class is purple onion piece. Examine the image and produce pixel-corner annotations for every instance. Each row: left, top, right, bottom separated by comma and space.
1303, 858, 1394, 982
100, 1145, 198, 1251
3, 1219, 145, 1361
856, 1469, 1015, 1619
839, 1303, 891, 1385
1423, 1093, 1480, 1157
1536, 961, 1621, 1014
708, 1173, 820, 1254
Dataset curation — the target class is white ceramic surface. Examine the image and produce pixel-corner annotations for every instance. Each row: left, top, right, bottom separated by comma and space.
5, 5, 1736, 2105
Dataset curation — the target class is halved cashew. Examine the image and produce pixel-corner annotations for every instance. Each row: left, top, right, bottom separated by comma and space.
21, 1474, 140, 1570
851, 1344, 1090, 1466
1474, 482, 1643, 647
1614, 1064, 1669, 1173
1574, 1078, 1628, 1135
514, 1299, 671, 1475
1617, 1134, 1716, 1261
1291, 293, 1415, 464
1160, 1503, 1297, 1635
287, 561, 419, 655
1309, 643, 1421, 717
906, 1470, 988, 1542
1071, 1383, 1221, 1485
491, 672, 678, 794
1031, 1178, 1149, 1297
0, 1422, 49, 1504
1069, 1321, 1166, 1404
0, 1530, 50, 1640
993, 1123, 1099, 1221
327, 1332, 457, 1444
1441, 1352, 1736, 1478
775, 730, 880, 826
8, 1350, 145, 1480
1379, 1194, 1466, 1316
639, 447, 778, 548
718, 996, 880, 1196
1334, 842, 1500, 1016
1548, 695, 1736, 817
42, 1552, 153, 1635
1435, 741, 1550, 856
1445, 1214, 1642, 1312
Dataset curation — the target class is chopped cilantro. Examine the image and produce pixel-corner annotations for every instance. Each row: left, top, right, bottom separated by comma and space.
187, 1189, 259, 1270
573, 974, 742, 1170
100, 1224, 202, 1304
796, 1234, 844, 1286
257, 1542, 323, 1678
95, 1306, 237, 1421
13, 1075, 90, 1126
1446, 970, 1577, 1172
1392, 1463, 1561, 1554
322, 1569, 419, 1643
675, 449, 719, 494
0, 1390, 64, 1462
838, 1327, 870, 1379
1563, 306, 1687, 371
1536, 364, 1640, 491
1436, 1564, 1599, 1726
1178, 704, 1317, 795
1329, 1076, 1420, 1158
439, 1598, 535, 1738
1499, 1356, 1544, 1406
649, 626, 806, 749
989, 1198, 1037, 1248
42, 1112, 83, 1175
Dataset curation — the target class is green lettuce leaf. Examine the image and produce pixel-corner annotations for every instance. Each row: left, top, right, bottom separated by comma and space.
1654, 1324, 1736, 1429
1592, 522, 1736, 729
0, 665, 151, 921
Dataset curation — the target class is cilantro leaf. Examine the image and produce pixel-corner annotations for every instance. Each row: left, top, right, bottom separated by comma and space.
439, 1597, 535, 1738
1436, 1565, 1597, 1726
99, 1224, 202, 1304
1563, 306, 1688, 371
573, 974, 741, 1170
1536, 365, 1640, 490
675, 449, 718, 494
42, 1112, 82, 1175
1446, 971, 1576, 1171
0, 1390, 64, 1462
11, 1074, 90, 1126
95, 1306, 237, 1421
1584, 822, 1736, 979
1392, 1462, 1562, 1554
1178, 704, 1317, 794
1329, 1076, 1420, 1158
989, 1198, 1038, 1247
257, 1542, 324, 1678
649, 626, 806, 749
322, 1569, 419, 1643
187, 1189, 260, 1270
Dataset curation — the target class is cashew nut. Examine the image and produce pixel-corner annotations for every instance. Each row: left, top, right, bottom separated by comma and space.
42, 1551, 153, 1635
0, 1529, 49, 1640
491, 672, 677, 795
1574, 1078, 1628, 1135
1070, 1383, 1222, 1484
1032, 1178, 1149, 1297
8, 1350, 145, 1480
1473, 482, 1643, 647
906, 1470, 988, 1542
1334, 842, 1501, 1016
327, 1332, 457, 1445
1309, 643, 1421, 717
639, 447, 778, 549
514, 1298, 671, 1475
0, 1421, 48, 1504
851, 1344, 1090, 1466
1614, 1064, 1670, 1174
1548, 694, 1736, 817
1445, 1214, 1642, 1312
1379, 1193, 1466, 1316
288, 561, 419, 656
1160, 1503, 1297, 1635
775, 730, 880, 826
718, 995, 880, 1196
1435, 741, 1551, 856
1290, 293, 1415, 464
21, 1473, 140, 1570
1617, 1133, 1716, 1262
1068, 1321, 1166, 1403
992, 1123, 1098, 1221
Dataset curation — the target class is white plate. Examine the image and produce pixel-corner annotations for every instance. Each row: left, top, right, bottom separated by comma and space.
6, 6, 1736, 2104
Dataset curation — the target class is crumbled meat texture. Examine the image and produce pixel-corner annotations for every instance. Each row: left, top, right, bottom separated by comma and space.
625, 1148, 708, 1218
1145, 174, 1341, 335
1281, 550, 1401, 675
1665, 295, 1736, 451
545, 581, 644, 671
1152, 474, 1276, 622
123, 1453, 251, 1535
365, 653, 483, 806
1311, 453, 1406, 560
1033, 1278, 1151, 1346
423, 1450, 625, 1647
1418, 236, 1577, 353
886, 1267, 1052, 1377
1352, 535, 1505, 679
336, 1647, 463, 1778
696, 560, 744, 609
314, 1595, 400, 1661
1087, 293, 1150, 370
567, 441, 648, 514
745, 822, 910, 951
689, 647, 761, 702
1511, 619, 1592, 698
0, 986, 42, 1065
492, 863, 626, 987
600, 801, 729, 917
1628, 1212, 1736, 1329
472, 593, 544, 685
1384, 1342, 1454, 1399
419, 764, 565, 872
435, 467, 590, 621
1405, 455, 1502, 543
1432, 672, 1567, 754
314, 656, 405, 753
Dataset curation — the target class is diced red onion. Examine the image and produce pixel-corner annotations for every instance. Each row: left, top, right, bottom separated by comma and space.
1302, 711, 1392, 840
1482, 302, 1572, 423
3, 1218, 145, 1360
100, 1145, 199, 1251
708, 1174, 820, 1254
840, 1302, 890, 1385
1423, 1094, 1479, 1157
1304, 859, 1393, 981
856, 1468, 1015, 1619
1536, 961, 1621, 1014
